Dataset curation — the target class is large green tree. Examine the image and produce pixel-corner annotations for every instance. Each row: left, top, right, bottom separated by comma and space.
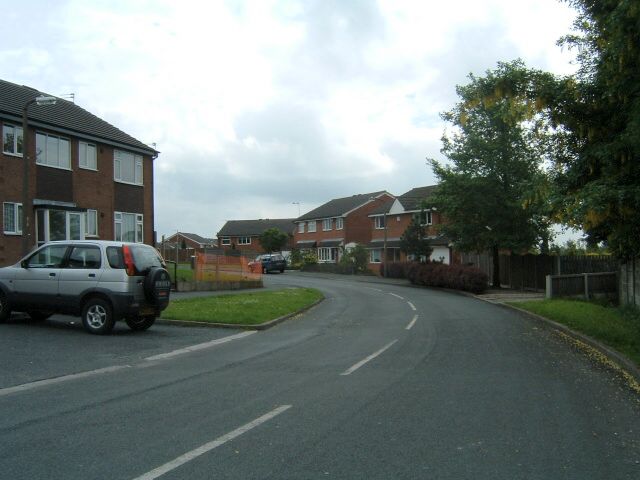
258, 228, 288, 253
429, 60, 554, 287
400, 211, 433, 260
546, 0, 640, 259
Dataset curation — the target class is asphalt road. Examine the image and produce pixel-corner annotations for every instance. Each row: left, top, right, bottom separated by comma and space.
1, 272, 639, 479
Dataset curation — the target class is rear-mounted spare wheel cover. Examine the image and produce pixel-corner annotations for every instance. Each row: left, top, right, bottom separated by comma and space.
144, 267, 171, 308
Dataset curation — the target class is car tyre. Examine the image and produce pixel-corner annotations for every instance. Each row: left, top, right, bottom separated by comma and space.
280, 268, 284, 273
81, 297, 115, 335
125, 315, 156, 331
0, 291, 11, 323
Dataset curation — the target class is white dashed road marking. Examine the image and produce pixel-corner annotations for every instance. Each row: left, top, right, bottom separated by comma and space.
132, 405, 292, 480
340, 340, 398, 376
145, 331, 257, 361
406, 315, 418, 330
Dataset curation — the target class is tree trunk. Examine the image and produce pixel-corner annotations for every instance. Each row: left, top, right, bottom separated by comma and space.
492, 244, 501, 288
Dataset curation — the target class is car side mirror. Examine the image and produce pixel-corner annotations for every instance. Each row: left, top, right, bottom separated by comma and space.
20, 260, 29, 269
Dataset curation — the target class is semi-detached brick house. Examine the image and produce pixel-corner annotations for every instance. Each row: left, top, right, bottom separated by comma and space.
217, 218, 296, 257
293, 191, 394, 263
367, 185, 455, 269
0, 79, 158, 266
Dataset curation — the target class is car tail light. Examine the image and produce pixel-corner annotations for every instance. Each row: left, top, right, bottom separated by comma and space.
122, 245, 137, 276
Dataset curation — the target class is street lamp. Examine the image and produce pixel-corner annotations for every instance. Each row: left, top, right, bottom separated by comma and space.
22, 95, 57, 255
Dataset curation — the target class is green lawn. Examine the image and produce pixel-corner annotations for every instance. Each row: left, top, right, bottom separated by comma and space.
513, 299, 640, 366
161, 288, 323, 325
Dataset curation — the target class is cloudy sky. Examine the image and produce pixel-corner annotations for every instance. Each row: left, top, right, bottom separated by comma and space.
1, 0, 579, 240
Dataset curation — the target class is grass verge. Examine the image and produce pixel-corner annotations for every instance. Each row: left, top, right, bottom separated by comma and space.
161, 288, 323, 325
512, 299, 640, 366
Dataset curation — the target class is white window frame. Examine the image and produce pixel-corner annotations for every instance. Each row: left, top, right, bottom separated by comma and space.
335, 217, 343, 230
374, 216, 386, 229
322, 218, 332, 231
114, 150, 143, 185
307, 221, 317, 233
317, 247, 337, 263
85, 209, 98, 237
3, 202, 23, 234
2, 124, 23, 156
114, 211, 143, 243
79, 141, 98, 170
238, 236, 251, 245
35, 132, 71, 169
369, 249, 382, 263
221, 237, 231, 245
419, 211, 433, 226
297, 222, 305, 234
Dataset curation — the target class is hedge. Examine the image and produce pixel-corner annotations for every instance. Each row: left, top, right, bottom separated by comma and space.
405, 262, 488, 294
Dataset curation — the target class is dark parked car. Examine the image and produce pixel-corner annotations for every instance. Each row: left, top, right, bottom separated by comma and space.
248, 254, 287, 273
0, 240, 171, 335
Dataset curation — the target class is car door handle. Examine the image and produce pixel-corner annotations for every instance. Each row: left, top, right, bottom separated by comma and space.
49, 273, 56, 277
88, 273, 96, 278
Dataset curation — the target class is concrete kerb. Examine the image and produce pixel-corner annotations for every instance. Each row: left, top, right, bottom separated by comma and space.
157, 296, 324, 331
475, 295, 640, 388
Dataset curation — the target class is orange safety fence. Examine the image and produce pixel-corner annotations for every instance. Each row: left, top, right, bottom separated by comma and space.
194, 252, 262, 282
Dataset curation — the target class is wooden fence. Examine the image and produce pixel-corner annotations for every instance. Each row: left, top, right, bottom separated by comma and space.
546, 272, 618, 301
620, 258, 640, 307
460, 252, 619, 292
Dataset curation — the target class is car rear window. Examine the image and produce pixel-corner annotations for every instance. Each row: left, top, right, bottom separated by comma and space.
130, 245, 164, 272
106, 247, 125, 269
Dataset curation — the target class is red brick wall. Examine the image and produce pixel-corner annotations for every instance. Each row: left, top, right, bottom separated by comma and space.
0, 122, 156, 266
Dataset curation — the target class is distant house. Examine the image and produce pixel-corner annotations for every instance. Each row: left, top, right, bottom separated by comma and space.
0, 78, 158, 266
159, 232, 217, 262
217, 219, 295, 256
367, 185, 454, 268
293, 191, 394, 263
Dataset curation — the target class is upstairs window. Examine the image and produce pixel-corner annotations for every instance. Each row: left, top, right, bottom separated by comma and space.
114, 150, 143, 185
221, 237, 231, 245
336, 217, 343, 230
307, 221, 317, 233
418, 211, 432, 226
36, 132, 71, 169
2, 124, 23, 156
374, 216, 386, 229
297, 223, 305, 234
238, 236, 251, 245
322, 218, 332, 231
79, 142, 97, 170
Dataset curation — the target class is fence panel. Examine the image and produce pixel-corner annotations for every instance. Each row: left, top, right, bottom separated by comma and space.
194, 252, 261, 282
547, 272, 617, 300
620, 258, 640, 307
461, 252, 618, 291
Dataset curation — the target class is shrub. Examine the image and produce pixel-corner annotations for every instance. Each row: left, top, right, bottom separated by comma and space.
380, 262, 411, 279
406, 262, 488, 294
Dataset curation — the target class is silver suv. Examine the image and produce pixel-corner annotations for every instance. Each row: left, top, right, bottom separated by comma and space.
0, 240, 171, 335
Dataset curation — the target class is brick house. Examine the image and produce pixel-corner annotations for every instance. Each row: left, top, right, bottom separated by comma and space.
0, 79, 158, 266
159, 232, 217, 263
217, 218, 295, 257
367, 186, 454, 270
293, 191, 394, 263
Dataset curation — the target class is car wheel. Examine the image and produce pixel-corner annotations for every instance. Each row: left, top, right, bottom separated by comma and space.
125, 315, 156, 331
144, 267, 171, 309
280, 269, 284, 273
27, 310, 53, 322
81, 298, 115, 335
0, 291, 11, 323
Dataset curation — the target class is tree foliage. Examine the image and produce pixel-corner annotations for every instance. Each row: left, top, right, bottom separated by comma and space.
429, 60, 555, 284
258, 228, 288, 253
399, 211, 433, 260
546, 0, 640, 259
